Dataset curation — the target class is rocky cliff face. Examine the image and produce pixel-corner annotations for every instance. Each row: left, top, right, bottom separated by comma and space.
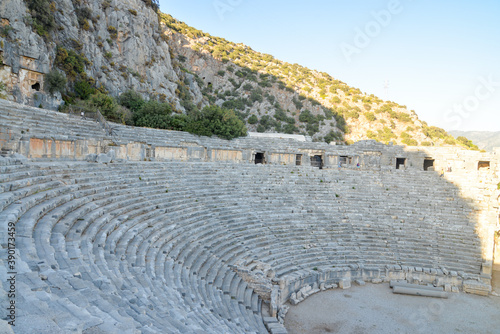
0, 0, 202, 111
0, 2, 472, 148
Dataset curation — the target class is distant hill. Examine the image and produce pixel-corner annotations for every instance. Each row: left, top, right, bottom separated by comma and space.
449, 131, 500, 152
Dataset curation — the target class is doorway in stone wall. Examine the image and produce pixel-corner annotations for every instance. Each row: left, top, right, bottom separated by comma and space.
255, 152, 265, 164
311, 155, 323, 169
478, 161, 490, 170
423, 158, 435, 171
396, 158, 406, 170
295, 154, 302, 166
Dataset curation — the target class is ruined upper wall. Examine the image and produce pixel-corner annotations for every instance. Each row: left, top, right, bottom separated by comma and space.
1, 99, 499, 176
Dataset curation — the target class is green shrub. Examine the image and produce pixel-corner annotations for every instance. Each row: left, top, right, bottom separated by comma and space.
444, 137, 456, 145
118, 89, 145, 112
283, 123, 298, 134
222, 98, 247, 110
366, 130, 377, 139
394, 111, 412, 122
402, 138, 418, 146
306, 122, 319, 136
423, 125, 447, 139
258, 80, 271, 87
133, 100, 172, 127
323, 108, 333, 120
242, 83, 253, 91
178, 55, 187, 62
364, 112, 376, 122
400, 132, 410, 139
107, 25, 118, 39
292, 97, 303, 109
128, 9, 138, 16
250, 88, 263, 103
259, 115, 274, 129
299, 109, 314, 123
45, 70, 67, 95
346, 110, 359, 119
324, 130, 342, 143
421, 141, 432, 146
377, 126, 396, 143
54, 46, 89, 80
0, 25, 13, 38
91, 93, 119, 121
266, 94, 275, 104
186, 105, 247, 140
248, 114, 258, 124
74, 80, 95, 100
456, 136, 479, 150
25, 0, 56, 36
75, 7, 93, 28
273, 109, 287, 122
217, 70, 225, 77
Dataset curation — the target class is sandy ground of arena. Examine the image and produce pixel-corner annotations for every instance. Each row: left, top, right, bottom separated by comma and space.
284, 283, 500, 334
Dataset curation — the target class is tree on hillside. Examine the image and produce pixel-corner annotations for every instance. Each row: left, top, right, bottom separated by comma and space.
118, 90, 145, 112
456, 136, 479, 150
186, 105, 247, 140
133, 101, 172, 128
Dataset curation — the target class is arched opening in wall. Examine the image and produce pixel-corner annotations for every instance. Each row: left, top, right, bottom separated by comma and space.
311, 155, 323, 169
295, 154, 302, 166
255, 152, 265, 164
31, 82, 40, 91
423, 158, 435, 171
396, 158, 406, 170
478, 161, 490, 170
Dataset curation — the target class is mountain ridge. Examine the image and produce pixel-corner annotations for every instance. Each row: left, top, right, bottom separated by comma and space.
449, 130, 500, 152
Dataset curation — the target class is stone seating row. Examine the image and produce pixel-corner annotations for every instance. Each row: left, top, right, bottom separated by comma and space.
0, 104, 105, 140
1, 100, 336, 153
0, 160, 484, 333
0, 161, 270, 332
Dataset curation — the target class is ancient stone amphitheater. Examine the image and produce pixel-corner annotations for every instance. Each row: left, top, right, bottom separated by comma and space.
1, 99, 499, 333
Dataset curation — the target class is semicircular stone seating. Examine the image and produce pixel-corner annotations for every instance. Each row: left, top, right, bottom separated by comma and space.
0, 155, 482, 333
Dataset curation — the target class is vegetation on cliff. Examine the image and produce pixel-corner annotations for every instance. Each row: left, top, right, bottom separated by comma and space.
13, 0, 478, 147
161, 13, 477, 149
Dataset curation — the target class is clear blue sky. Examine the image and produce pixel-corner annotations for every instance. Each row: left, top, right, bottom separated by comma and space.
159, 0, 500, 132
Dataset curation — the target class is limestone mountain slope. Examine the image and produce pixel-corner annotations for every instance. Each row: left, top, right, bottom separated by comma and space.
161, 14, 464, 147
0, 0, 474, 148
